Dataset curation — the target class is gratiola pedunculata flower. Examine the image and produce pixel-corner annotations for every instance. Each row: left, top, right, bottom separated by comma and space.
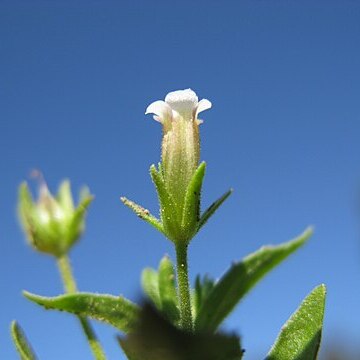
146, 89, 211, 212
122, 89, 230, 244
145, 89, 211, 243
18, 175, 93, 257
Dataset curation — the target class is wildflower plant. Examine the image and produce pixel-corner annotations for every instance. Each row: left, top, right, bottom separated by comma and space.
12, 89, 326, 360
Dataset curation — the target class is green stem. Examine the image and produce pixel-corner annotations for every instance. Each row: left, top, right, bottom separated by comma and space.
175, 242, 193, 332
57, 255, 106, 360
57, 255, 78, 293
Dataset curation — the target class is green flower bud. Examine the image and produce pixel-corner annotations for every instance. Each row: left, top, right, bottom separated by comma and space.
18, 177, 93, 257
146, 89, 211, 243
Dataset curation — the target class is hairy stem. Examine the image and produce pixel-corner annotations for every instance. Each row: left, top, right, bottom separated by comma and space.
175, 242, 193, 332
57, 255, 106, 360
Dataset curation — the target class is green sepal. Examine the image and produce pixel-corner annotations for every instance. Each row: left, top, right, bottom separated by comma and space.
149, 164, 181, 241
18, 182, 63, 256
78, 185, 91, 203
18, 182, 35, 231
118, 303, 244, 360
141, 268, 161, 309
181, 162, 206, 240
266, 284, 326, 360
10, 321, 37, 360
195, 227, 313, 332
197, 189, 233, 232
64, 192, 93, 250
18, 183, 37, 249
121, 196, 165, 235
72, 191, 93, 222
56, 180, 74, 213
158, 256, 180, 323
23, 291, 140, 333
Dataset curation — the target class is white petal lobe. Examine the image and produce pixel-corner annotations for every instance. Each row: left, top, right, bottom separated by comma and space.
145, 101, 172, 122
145, 89, 211, 124
196, 99, 212, 114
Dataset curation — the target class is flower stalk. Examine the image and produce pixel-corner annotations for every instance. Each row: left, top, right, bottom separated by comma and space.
175, 242, 193, 332
57, 254, 107, 360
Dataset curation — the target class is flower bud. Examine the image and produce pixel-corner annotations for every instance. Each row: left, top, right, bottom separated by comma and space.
146, 89, 211, 242
18, 177, 93, 257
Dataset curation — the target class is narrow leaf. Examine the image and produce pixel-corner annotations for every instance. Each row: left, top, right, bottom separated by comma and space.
121, 196, 164, 235
195, 227, 313, 332
182, 162, 206, 237
266, 284, 326, 360
10, 321, 37, 360
158, 256, 180, 323
197, 189, 232, 231
193, 275, 215, 319
141, 268, 161, 309
119, 303, 244, 360
24, 291, 140, 333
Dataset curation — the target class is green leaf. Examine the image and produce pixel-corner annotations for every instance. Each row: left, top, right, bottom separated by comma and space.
181, 162, 206, 238
10, 321, 38, 360
158, 256, 180, 323
119, 303, 244, 360
120, 196, 165, 235
23, 291, 140, 333
197, 189, 232, 231
193, 275, 215, 319
266, 284, 326, 360
141, 268, 161, 309
195, 227, 313, 332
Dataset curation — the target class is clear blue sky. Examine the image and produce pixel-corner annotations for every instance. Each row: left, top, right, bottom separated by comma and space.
1, 1, 360, 359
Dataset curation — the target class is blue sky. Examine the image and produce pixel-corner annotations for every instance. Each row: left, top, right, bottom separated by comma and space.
1, 1, 360, 359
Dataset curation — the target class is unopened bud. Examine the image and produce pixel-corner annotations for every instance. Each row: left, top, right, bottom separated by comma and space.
18, 176, 93, 257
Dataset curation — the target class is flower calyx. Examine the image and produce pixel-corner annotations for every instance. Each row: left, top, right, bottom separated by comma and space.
18, 175, 93, 257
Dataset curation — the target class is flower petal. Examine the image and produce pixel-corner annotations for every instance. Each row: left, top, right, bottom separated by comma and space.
194, 99, 212, 121
165, 89, 198, 120
196, 99, 212, 114
145, 100, 172, 123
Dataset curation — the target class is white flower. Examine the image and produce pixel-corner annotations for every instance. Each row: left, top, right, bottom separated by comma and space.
145, 89, 212, 214
145, 89, 211, 127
